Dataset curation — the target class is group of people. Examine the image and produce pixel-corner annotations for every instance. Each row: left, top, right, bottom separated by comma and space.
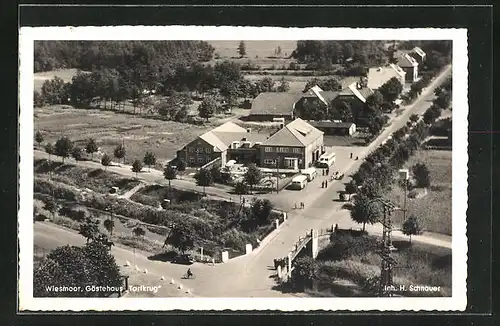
294, 202, 305, 209
350, 152, 359, 160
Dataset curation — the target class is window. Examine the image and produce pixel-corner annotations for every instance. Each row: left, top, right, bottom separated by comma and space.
264, 159, 276, 165
198, 157, 204, 163
293, 148, 301, 154
265, 147, 273, 152
278, 147, 289, 153
190, 157, 196, 163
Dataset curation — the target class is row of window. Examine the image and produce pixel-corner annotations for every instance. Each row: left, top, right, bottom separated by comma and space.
264, 147, 302, 154
263, 158, 303, 165
189, 156, 209, 164
187, 147, 212, 153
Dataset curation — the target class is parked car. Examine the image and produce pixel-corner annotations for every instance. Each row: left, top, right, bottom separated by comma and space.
171, 254, 194, 265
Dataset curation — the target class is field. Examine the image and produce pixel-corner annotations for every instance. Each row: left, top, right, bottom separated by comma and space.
312, 232, 452, 297
35, 106, 214, 164
207, 40, 298, 64
388, 150, 452, 235
34, 68, 83, 92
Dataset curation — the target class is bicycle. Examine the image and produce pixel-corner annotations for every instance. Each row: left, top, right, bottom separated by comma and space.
182, 272, 196, 280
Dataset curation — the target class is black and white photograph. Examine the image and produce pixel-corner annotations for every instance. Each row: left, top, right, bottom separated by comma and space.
18, 26, 468, 311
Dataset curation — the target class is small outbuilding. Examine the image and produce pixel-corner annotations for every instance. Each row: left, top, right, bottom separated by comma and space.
308, 121, 357, 136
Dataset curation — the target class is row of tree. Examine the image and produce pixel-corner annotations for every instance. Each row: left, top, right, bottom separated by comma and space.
292, 40, 388, 68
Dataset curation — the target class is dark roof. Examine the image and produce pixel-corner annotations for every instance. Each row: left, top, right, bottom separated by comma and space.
250, 92, 303, 116
309, 121, 355, 129
319, 91, 339, 102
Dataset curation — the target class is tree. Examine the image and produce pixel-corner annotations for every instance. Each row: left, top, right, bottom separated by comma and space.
364, 91, 384, 117
103, 218, 115, 236
165, 219, 195, 253
251, 198, 274, 226
45, 143, 54, 162
194, 168, 212, 195
34, 90, 44, 107
33, 242, 122, 297
131, 159, 143, 178
412, 163, 431, 188
176, 159, 187, 172
44, 199, 58, 219
350, 193, 382, 232
41, 77, 70, 105
85, 138, 99, 160
54, 136, 73, 163
275, 77, 290, 92
113, 144, 126, 164
402, 215, 423, 243
101, 154, 112, 171
143, 151, 156, 171
345, 181, 357, 200
275, 46, 282, 57
291, 256, 317, 290
163, 165, 177, 189
79, 218, 100, 244
378, 77, 403, 103
238, 41, 246, 58
409, 114, 419, 123
198, 96, 217, 121
71, 147, 83, 161
254, 77, 275, 93
234, 181, 248, 200
133, 226, 145, 238
243, 164, 262, 193
334, 101, 354, 122
35, 131, 44, 146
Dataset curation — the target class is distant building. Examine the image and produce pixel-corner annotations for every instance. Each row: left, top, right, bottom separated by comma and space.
396, 53, 419, 82
367, 64, 406, 90
408, 46, 426, 65
248, 92, 303, 121
308, 121, 357, 136
295, 85, 339, 116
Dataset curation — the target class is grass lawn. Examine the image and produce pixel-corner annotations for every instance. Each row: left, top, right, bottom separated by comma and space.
35, 106, 212, 163
207, 40, 298, 64
388, 150, 452, 235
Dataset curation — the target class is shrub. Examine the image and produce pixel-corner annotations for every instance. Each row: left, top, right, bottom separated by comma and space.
317, 234, 379, 261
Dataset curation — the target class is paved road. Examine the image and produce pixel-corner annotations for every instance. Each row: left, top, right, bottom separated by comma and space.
32, 65, 452, 297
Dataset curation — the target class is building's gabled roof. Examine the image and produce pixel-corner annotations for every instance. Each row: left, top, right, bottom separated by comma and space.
412, 46, 426, 58
339, 82, 374, 103
212, 131, 268, 147
302, 85, 339, 106
319, 91, 339, 103
264, 118, 323, 147
199, 131, 228, 152
397, 53, 419, 68
211, 121, 247, 133
250, 92, 303, 116
367, 64, 406, 90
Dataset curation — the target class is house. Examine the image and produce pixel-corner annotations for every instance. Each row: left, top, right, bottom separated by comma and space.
248, 92, 303, 121
260, 118, 324, 171
308, 120, 357, 136
408, 46, 426, 65
367, 64, 406, 90
396, 53, 419, 83
294, 85, 339, 116
176, 122, 267, 167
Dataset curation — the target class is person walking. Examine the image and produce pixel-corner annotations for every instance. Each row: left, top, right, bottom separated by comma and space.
350, 152, 353, 159
325, 180, 328, 187
301, 202, 305, 209
326, 167, 329, 175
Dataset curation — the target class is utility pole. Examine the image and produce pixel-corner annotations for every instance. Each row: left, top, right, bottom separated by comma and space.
399, 169, 409, 224
369, 197, 397, 297
276, 158, 279, 194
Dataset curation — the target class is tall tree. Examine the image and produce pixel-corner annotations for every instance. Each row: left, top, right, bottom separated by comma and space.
276, 77, 290, 92
378, 77, 403, 103
113, 144, 126, 164
402, 215, 423, 243
54, 136, 74, 163
345, 181, 357, 200
45, 143, 54, 162
198, 96, 218, 121
163, 165, 177, 189
243, 164, 262, 194
85, 138, 99, 160
71, 147, 83, 161
412, 163, 431, 188
350, 193, 382, 232
131, 159, 143, 178
143, 151, 156, 171
103, 218, 115, 236
101, 154, 112, 171
133, 226, 146, 238
194, 168, 212, 195
79, 218, 101, 244
238, 41, 247, 58
35, 131, 44, 146
33, 242, 122, 297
